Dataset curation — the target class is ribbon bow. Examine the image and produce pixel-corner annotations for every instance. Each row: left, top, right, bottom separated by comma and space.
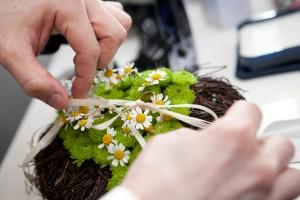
22, 97, 218, 168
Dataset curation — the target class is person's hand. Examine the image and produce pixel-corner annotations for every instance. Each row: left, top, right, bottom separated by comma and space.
0, 0, 131, 109
122, 101, 300, 200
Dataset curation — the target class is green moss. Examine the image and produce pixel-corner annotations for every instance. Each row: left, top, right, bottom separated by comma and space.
141, 70, 153, 79
114, 76, 132, 90
99, 88, 126, 100
95, 82, 110, 97
126, 86, 143, 100
145, 85, 161, 94
129, 144, 142, 164
172, 71, 197, 86
130, 74, 144, 87
93, 146, 110, 166
152, 121, 184, 135
66, 136, 95, 167
114, 128, 137, 148
88, 128, 106, 144
107, 166, 129, 190
165, 84, 196, 104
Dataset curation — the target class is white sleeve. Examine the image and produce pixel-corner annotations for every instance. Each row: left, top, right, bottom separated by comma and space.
100, 186, 139, 200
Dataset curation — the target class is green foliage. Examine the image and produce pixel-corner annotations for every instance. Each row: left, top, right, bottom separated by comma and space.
172, 71, 197, 86
114, 76, 132, 90
126, 86, 143, 100
145, 85, 161, 94
95, 82, 110, 97
129, 144, 142, 164
59, 67, 200, 190
152, 121, 184, 135
61, 129, 95, 167
165, 84, 196, 104
130, 74, 144, 87
93, 147, 110, 166
114, 128, 137, 148
107, 166, 129, 190
88, 128, 106, 144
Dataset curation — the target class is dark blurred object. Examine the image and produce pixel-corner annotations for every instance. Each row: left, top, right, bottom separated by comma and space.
236, 8, 300, 79
42, 0, 198, 72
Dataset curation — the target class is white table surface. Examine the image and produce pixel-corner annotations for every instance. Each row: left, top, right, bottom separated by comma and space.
0, 0, 300, 199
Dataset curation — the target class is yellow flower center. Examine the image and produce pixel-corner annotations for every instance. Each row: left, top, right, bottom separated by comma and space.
124, 67, 132, 74
144, 125, 153, 133
162, 115, 172, 122
155, 100, 165, 105
152, 73, 161, 80
136, 114, 146, 123
79, 119, 88, 126
125, 114, 132, 121
71, 111, 80, 117
143, 81, 150, 86
123, 126, 131, 134
105, 69, 113, 77
102, 134, 113, 145
114, 150, 125, 160
79, 106, 89, 114
116, 74, 123, 80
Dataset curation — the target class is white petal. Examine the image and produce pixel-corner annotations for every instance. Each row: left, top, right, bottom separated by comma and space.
108, 144, 115, 153
136, 107, 142, 114
136, 124, 143, 130
120, 161, 125, 167
153, 80, 159, 85
119, 143, 125, 151
144, 109, 149, 115
98, 144, 105, 149
112, 159, 119, 167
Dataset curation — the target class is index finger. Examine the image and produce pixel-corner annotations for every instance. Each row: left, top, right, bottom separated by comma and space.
209, 101, 262, 137
54, 1, 99, 98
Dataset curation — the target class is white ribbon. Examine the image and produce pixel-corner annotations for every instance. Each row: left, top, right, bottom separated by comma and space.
22, 97, 218, 169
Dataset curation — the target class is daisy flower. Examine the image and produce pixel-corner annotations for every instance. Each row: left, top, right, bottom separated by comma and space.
98, 128, 117, 149
73, 116, 94, 131
131, 107, 152, 130
121, 111, 134, 126
157, 113, 173, 122
65, 110, 84, 123
145, 70, 167, 85
122, 125, 133, 137
107, 143, 130, 167
138, 81, 151, 92
110, 72, 124, 84
94, 65, 117, 85
151, 94, 171, 106
119, 62, 137, 76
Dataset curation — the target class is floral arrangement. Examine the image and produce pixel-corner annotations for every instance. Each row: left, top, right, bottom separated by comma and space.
56, 63, 213, 190
22, 63, 245, 200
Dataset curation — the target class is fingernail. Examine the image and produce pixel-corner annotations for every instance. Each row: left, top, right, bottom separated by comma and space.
47, 92, 62, 109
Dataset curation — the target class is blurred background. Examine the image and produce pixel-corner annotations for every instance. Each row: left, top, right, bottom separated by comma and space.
1, 0, 300, 164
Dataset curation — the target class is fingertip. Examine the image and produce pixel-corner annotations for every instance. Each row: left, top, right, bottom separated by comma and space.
47, 91, 69, 110
71, 77, 91, 99
226, 100, 262, 122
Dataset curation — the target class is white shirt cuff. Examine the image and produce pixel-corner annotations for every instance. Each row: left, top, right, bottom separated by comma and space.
100, 186, 139, 200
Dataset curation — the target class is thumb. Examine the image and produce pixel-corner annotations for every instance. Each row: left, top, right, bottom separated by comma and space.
2, 47, 68, 109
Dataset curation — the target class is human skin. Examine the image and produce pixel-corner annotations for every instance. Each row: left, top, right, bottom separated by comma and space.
123, 101, 300, 200
0, 0, 131, 109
